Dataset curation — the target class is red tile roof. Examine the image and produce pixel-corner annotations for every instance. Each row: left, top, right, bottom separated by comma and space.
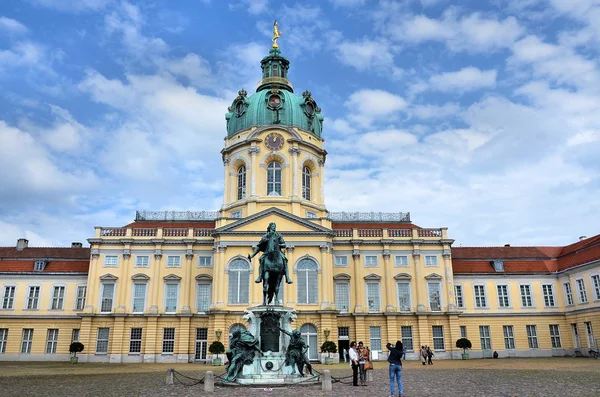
0, 246, 90, 273
0, 260, 89, 273
0, 247, 90, 259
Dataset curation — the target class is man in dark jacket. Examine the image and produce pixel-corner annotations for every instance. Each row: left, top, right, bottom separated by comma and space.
387, 341, 403, 397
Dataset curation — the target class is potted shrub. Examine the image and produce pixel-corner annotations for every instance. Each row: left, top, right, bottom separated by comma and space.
209, 341, 225, 366
321, 341, 337, 365
69, 342, 84, 364
456, 338, 472, 360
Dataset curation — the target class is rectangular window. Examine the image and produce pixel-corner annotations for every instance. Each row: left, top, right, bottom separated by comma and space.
166, 256, 181, 267
366, 282, 380, 312
337, 327, 350, 341
369, 326, 381, 351
454, 285, 464, 308
162, 328, 175, 353
394, 255, 408, 266
231, 210, 242, 219
135, 256, 149, 267
474, 285, 487, 308
549, 324, 562, 348
425, 255, 438, 266
397, 282, 411, 311
198, 256, 212, 267
432, 325, 445, 350
197, 283, 211, 312
104, 255, 118, 266
401, 326, 413, 351
21, 329, 33, 354
497, 285, 510, 308
479, 325, 491, 350
520, 285, 533, 307
576, 279, 588, 303
306, 211, 317, 219
129, 328, 143, 354
364, 256, 378, 267
72, 329, 80, 343
26, 286, 40, 310
76, 286, 87, 310
195, 328, 208, 360
503, 325, 515, 350
428, 283, 441, 311
542, 284, 555, 307
46, 329, 59, 354
51, 286, 65, 310
585, 322, 595, 347
564, 282, 574, 306
526, 325, 539, 348
0, 328, 7, 354
132, 283, 147, 313
460, 326, 467, 339
335, 282, 350, 312
592, 275, 600, 301
165, 283, 179, 312
334, 256, 348, 267
96, 328, 110, 354
2, 286, 15, 309
100, 283, 115, 313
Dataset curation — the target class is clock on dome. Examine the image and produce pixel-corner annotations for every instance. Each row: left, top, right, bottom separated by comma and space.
264, 132, 284, 151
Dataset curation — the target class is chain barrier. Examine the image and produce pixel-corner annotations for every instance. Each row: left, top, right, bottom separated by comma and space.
171, 369, 204, 386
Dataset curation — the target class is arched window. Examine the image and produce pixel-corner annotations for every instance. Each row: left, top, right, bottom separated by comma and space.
302, 166, 311, 200
300, 323, 318, 360
297, 258, 318, 304
228, 259, 250, 304
267, 162, 282, 196
228, 323, 247, 346
237, 166, 246, 200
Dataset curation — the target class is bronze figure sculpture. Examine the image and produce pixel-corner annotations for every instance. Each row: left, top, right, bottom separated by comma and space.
223, 328, 262, 382
278, 326, 314, 377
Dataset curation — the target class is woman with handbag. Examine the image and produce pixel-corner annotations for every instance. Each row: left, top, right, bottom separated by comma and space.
357, 341, 370, 385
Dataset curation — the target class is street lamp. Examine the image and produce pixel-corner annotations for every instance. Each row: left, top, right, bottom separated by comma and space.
215, 329, 222, 340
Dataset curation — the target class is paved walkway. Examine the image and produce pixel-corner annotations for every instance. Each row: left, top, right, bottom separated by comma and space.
0, 358, 598, 396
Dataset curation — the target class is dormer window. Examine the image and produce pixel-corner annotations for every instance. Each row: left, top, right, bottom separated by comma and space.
34, 260, 47, 272
492, 259, 504, 272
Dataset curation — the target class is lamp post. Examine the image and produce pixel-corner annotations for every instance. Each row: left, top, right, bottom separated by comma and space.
324, 328, 330, 340
215, 329, 222, 341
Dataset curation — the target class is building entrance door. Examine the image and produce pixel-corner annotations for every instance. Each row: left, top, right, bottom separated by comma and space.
195, 328, 208, 361
572, 324, 581, 349
338, 339, 350, 362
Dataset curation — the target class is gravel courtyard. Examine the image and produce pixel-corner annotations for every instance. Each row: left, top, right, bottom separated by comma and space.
0, 358, 599, 397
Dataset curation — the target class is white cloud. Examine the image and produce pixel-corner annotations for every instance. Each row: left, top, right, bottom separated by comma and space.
0, 41, 45, 68
29, 0, 113, 12
428, 67, 497, 92
336, 39, 396, 72
329, 0, 366, 7
409, 103, 461, 119
0, 17, 28, 34
345, 89, 407, 126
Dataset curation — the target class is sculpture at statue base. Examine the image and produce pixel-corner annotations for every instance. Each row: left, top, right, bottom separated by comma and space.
278, 326, 314, 377
223, 328, 262, 382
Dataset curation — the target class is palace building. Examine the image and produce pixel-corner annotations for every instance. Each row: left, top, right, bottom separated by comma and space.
1, 43, 599, 363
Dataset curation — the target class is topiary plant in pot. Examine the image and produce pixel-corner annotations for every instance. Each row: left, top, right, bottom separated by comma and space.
209, 341, 225, 366
321, 341, 337, 364
69, 342, 84, 364
456, 338, 472, 360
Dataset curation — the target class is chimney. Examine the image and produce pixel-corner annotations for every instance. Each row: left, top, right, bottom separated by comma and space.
579, 236, 587, 241
71, 242, 83, 248
504, 244, 511, 247
16, 238, 29, 250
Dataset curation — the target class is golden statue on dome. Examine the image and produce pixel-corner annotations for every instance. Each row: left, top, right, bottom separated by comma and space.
272, 20, 281, 48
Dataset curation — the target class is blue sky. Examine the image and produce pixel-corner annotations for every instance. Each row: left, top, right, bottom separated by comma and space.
1, 0, 599, 247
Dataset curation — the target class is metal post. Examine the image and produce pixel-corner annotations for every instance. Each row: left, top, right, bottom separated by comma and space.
204, 371, 214, 393
321, 369, 332, 391
166, 368, 174, 385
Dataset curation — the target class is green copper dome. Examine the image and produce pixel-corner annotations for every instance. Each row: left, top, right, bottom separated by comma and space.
225, 48, 324, 137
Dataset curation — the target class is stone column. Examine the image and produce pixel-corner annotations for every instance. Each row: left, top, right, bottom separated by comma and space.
248, 147, 260, 196
318, 158, 325, 204
178, 316, 191, 362
214, 245, 227, 307
181, 249, 194, 314
110, 315, 125, 363
149, 245, 163, 314
352, 249, 364, 313
286, 245, 295, 306
289, 147, 300, 197
413, 251, 425, 312
383, 248, 394, 312
117, 246, 132, 313
223, 157, 230, 204
320, 244, 332, 309
86, 249, 100, 313
443, 249, 454, 312
143, 316, 158, 363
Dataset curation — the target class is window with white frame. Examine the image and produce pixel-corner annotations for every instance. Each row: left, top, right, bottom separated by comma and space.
237, 165, 247, 200
364, 255, 378, 267
585, 322, 595, 347
46, 329, 59, 354
576, 279, 588, 303
497, 285, 510, 308
104, 255, 118, 267
425, 255, 438, 266
164, 283, 179, 312
397, 282, 411, 311
2, 286, 15, 309
166, 256, 181, 267
228, 259, 250, 304
520, 285, 533, 307
129, 328, 142, 354
428, 283, 441, 311
306, 211, 317, 219
135, 256, 149, 267
503, 325, 515, 349
395, 255, 408, 266
21, 329, 33, 354
51, 286, 65, 310
163, 328, 175, 353
100, 283, 115, 313
366, 282, 381, 312
76, 286, 86, 310
460, 326, 467, 339
231, 210, 242, 219
297, 259, 319, 304
526, 325, 538, 348
338, 327, 349, 340
26, 286, 40, 310
0, 328, 7, 353
432, 325, 445, 350
454, 285, 464, 308
71, 329, 80, 343
132, 283, 147, 313
197, 282, 211, 312
34, 260, 46, 271
302, 166, 311, 200
334, 256, 348, 267
549, 324, 562, 348
335, 282, 350, 312
369, 326, 382, 351
401, 326, 413, 351
96, 328, 109, 354
266, 161, 282, 195
198, 256, 212, 267
195, 328, 208, 361
564, 282, 574, 306
479, 325, 491, 350
474, 285, 487, 308
542, 284, 556, 307
591, 275, 600, 301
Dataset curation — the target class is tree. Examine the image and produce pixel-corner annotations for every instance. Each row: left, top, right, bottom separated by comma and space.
209, 340, 225, 360
321, 340, 337, 358
69, 342, 84, 357
456, 338, 472, 355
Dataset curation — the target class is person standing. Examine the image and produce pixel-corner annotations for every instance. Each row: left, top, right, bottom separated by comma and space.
358, 341, 368, 386
349, 341, 359, 386
427, 346, 434, 365
420, 346, 427, 365
343, 348, 348, 363
387, 340, 404, 397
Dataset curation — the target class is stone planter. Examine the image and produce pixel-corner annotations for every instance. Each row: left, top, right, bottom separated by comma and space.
461, 353, 469, 360
324, 357, 334, 365
213, 358, 222, 366
70, 356, 79, 364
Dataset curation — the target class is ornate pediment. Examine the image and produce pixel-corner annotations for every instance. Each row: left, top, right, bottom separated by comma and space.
424, 273, 443, 280
364, 273, 382, 281
333, 273, 351, 281
394, 273, 412, 280
195, 274, 213, 281
131, 273, 150, 281
99, 273, 118, 281
163, 274, 182, 281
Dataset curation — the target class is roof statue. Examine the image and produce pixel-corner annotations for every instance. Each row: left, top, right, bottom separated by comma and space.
272, 20, 281, 48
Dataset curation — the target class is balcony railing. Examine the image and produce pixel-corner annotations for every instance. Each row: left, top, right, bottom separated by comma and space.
328, 211, 410, 222
163, 228, 188, 237
194, 228, 213, 237
332, 227, 445, 239
388, 229, 412, 237
358, 229, 383, 237
132, 228, 157, 237
418, 228, 443, 237
135, 210, 219, 221
98, 227, 214, 238
100, 228, 127, 237
334, 229, 352, 237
